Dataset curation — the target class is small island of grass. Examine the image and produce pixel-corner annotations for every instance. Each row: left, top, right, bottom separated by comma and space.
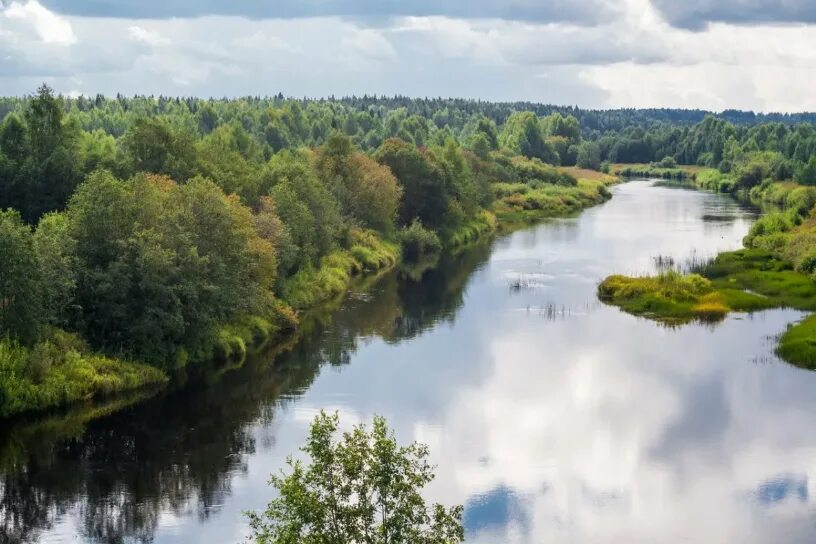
598, 249, 816, 368
598, 271, 731, 323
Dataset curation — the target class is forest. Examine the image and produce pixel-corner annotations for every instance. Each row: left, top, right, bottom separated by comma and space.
3, 85, 816, 417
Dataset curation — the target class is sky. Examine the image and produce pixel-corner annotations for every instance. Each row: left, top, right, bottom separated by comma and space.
1, 0, 815, 111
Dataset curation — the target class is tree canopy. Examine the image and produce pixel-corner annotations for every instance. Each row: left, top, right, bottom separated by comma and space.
247, 412, 464, 544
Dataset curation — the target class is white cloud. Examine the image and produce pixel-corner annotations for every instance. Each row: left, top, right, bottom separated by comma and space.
341, 28, 396, 62
0, 0, 815, 111
128, 25, 170, 47
3, 0, 75, 45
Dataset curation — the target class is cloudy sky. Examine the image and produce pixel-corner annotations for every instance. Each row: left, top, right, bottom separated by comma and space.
1, 0, 815, 111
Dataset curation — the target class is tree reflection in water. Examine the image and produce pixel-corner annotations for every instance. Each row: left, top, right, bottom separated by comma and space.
0, 240, 492, 543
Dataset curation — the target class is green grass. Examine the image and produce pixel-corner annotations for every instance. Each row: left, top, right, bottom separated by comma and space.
598, 249, 816, 369
703, 249, 816, 311
613, 163, 699, 180
282, 228, 399, 310
599, 250, 816, 323
492, 179, 612, 226
598, 271, 729, 323
0, 330, 168, 418
695, 168, 736, 193
778, 315, 816, 370
445, 210, 497, 247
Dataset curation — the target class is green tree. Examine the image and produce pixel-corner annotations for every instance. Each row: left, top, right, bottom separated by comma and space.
264, 151, 342, 274
247, 412, 464, 544
25, 84, 64, 159
499, 112, 558, 164
374, 139, 450, 230
33, 212, 76, 328
120, 117, 197, 181
66, 171, 273, 366
543, 113, 581, 142
196, 123, 261, 199
576, 141, 602, 170
469, 133, 491, 160
797, 155, 816, 186
0, 209, 43, 344
1, 86, 83, 221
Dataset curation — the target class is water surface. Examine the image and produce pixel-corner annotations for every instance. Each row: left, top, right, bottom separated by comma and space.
4, 180, 816, 544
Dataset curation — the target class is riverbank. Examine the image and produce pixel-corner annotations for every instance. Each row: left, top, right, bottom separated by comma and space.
1, 166, 619, 420
0, 330, 168, 418
492, 167, 617, 228
0, 228, 398, 419
598, 174, 816, 369
613, 163, 702, 181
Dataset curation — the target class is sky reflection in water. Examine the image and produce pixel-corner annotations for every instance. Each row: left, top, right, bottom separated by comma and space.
25, 181, 816, 543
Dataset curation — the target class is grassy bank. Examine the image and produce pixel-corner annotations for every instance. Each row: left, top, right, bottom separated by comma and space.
598, 271, 730, 323
492, 169, 616, 227
600, 250, 816, 320
0, 330, 167, 418
613, 163, 702, 181
778, 315, 816, 370
599, 159, 816, 371
445, 210, 498, 248
282, 228, 400, 310
599, 248, 816, 366
1, 165, 615, 419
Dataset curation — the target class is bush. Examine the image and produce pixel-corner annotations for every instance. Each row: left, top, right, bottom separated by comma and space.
399, 219, 442, 261
656, 156, 677, 169
281, 229, 398, 309
743, 211, 796, 248
0, 331, 167, 418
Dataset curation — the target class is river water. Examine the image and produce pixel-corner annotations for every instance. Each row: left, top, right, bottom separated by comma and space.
4, 180, 816, 543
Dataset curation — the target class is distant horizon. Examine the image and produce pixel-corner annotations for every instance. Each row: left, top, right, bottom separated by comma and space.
6, 89, 816, 118
2, 0, 816, 112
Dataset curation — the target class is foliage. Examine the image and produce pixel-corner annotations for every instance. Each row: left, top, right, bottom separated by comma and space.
446, 210, 497, 247
598, 271, 728, 323
778, 315, 816, 369
315, 132, 402, 233
0, 85, 82, 222
656, 156, 677, 168
33, 212, 76, 329
0, 209, 43, 344
614, 164, 692, 181
696, 168, 734, 192
246, 412, 464, 544
576, 141, 602, 170
65, 171, 282, 368
492, 178, 611, 225
499, 111, 558, 164
399, 220, 443, 261
120, 116, 197, 182
266, 150, 344, 275
0, 330, 167, 418
282, 229, 398, 309
374, 139, 451, 230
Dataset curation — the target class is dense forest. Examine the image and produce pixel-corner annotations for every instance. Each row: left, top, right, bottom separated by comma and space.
3, 85, 816, 417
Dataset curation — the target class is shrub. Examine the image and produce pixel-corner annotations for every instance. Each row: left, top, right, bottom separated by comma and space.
0, 331, 167, 418
778, 315, 816, 369
399, 219, 442, 260
657, 156, 677, 169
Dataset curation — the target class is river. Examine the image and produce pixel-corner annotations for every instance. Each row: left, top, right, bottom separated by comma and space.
4, 180, 816, 543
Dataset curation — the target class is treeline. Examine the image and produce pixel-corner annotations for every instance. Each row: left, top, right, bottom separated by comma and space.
3, 94, 816, 145
600, 116, 816, 179
5, 84, 816, 416
0, 85, 615, 416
